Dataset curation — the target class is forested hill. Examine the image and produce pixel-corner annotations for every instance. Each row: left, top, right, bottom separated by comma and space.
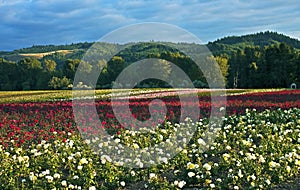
1, 31, 299, 60
207, 31, 300, 55
1, 31, 300, 90
213, 31, 300, 48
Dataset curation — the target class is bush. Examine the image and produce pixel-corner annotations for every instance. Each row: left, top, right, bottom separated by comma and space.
48, 76, 71, 89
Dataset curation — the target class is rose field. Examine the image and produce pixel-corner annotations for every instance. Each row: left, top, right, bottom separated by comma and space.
1, 89, 300, 189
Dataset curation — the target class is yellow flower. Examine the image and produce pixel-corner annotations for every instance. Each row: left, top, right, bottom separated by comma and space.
268, 161, 280, 169
132, 143, 139, 149
45, 176, 53, 183
23, 156, 29, 162
187, 162, 195, 169
205, 179, 212, 185
222, 153, 230, 161
79, 158, 88, 165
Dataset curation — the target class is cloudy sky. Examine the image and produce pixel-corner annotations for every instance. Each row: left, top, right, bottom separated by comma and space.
0, 0, 300, 51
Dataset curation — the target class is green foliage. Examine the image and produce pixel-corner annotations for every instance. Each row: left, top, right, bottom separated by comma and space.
17, 58, 43, 90
48, 76, 71, 90
43, 59, 57, 72
0, 58, 17, 90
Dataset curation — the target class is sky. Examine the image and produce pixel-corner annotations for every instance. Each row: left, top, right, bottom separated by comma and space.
0, 0, 300, 51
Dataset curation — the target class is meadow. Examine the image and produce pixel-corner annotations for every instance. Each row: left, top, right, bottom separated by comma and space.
0, 89, 300, 189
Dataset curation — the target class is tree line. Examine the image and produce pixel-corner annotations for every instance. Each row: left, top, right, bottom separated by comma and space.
0, 42, 299, 90
227, 42, 300, 88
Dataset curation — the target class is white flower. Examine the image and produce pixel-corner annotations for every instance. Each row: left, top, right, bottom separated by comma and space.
160, 157, 168, 164
114, 138, 120, 143
45, 176, 53, 183
174, 180, 178, 186
69, 140, 74, 147
30, 149, 37, 154
89, 186, 96, 190
149, 173, 156, 180
226, 145, 231, 150
130, 171, 136, 176
75, 152, 81, 157
120, 181, 125, 186
197, 138, 206, 146
77, 165, 83, 170
247, 174, 256, 181
17, 156, 24, 163
238, 170, 243, 178
101, 155, 112, 164
61, 180, 67, 186
73, 175, 79, 179
188, 172, 195, 178
246, 153, 256, 160
41, 170, 50, 176
43, 143, 50, 149
53, 173, 60, 179
259, 155, 265, 163
178, 180, 186, 188
203, 163, 211, 171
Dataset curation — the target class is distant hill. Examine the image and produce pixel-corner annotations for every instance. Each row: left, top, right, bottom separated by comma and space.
207, 31, 300, 55
213, 31, 300, 47
14, 42, 93, 53
1, 31, 300, 61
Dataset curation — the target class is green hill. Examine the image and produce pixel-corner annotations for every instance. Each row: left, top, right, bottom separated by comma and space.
1, 31, 300, 90
1, 31, 300, 61
207, 31, 300, 55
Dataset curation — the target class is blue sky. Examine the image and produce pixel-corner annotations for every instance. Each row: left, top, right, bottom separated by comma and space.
0, 0, 300, 51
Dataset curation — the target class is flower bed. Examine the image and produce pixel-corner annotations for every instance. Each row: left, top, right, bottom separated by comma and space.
0, 89, 300, 189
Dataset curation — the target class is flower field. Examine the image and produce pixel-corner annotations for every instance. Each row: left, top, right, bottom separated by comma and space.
0, 89, 300, 189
